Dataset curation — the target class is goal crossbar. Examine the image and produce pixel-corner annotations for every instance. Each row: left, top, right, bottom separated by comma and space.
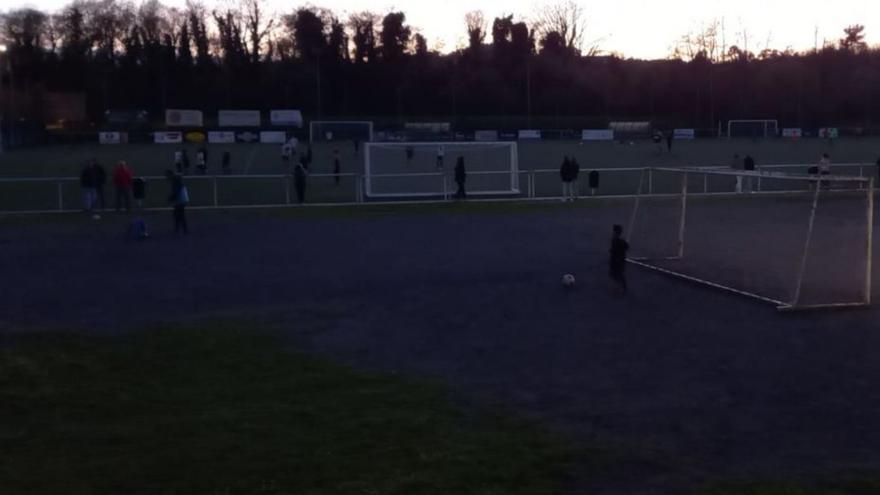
626, 167, 874, 312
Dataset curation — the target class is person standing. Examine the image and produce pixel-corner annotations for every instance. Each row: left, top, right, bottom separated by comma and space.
560, 157, 574, 201
293, 156, 308, 204
174, 149, 184, 173
571, 157, 581, 199
609, 224, 630, 296
818, 153, 832, 190
93, 160, 107, 211
743, 155, 756, 193
305, 146, 314, 172
281, 141, 293, 167
196, 146, 207, 175
333, 149, 341, 186
731, 154, 742, 193
436, 145, 445, 170
454, 156, 467, 199
113, 161, 134, 212
132, 176, 146, 209
181, 149, 191, 174
666, 132, 674, 153
80, 162, 97, 214
166, 170, 189, 235
222, 151, 232, 175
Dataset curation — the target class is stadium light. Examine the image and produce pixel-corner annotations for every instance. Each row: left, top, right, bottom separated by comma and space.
0, 44, 7, 53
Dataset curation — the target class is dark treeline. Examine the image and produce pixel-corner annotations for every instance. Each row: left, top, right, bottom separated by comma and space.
1, 0, 879, 130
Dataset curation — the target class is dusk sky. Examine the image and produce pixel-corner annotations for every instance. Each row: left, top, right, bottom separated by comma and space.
4, 0, 877, 59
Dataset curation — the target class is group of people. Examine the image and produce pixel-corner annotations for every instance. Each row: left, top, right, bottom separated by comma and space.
174, 147, 232, 175
80, 158, 190, 236
80, 160, 145, 215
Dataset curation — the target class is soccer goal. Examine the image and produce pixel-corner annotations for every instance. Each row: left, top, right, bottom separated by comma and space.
626, 167, 873, 311
727, 119, 779, 138
364, 142, 519, 198
309, 121, 374, 143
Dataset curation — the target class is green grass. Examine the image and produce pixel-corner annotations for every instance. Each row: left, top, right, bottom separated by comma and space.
0, 323, 572, 495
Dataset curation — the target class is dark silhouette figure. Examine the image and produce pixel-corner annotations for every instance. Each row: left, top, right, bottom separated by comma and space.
743, 155, 756, 193
560, 156, 576, 201
132, 177, 146, 209
454, 156, 467, 199
166, 170, 189, 235
181, 149, 190, 174
305, 146, 314, 171
666, 132, 674, 153
609, 224, 630, 296
406, 146, 414, 165
92, 160, 107, 210
80, 163, 98, 212
333, 150, 341, 186
222, 151, 232, 175
293, 159, 308, 204
196, 147, 208, 175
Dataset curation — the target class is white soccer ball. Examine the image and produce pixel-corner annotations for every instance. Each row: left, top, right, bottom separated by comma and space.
562, 274, 576, 288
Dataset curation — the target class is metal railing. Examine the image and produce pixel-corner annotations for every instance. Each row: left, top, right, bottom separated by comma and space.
0, 163, 875, 214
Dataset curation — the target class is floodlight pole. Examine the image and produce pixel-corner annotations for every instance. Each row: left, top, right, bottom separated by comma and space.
865, 177, 874, 305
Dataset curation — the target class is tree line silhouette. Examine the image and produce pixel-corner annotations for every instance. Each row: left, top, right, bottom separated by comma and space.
1, 0, 878, 131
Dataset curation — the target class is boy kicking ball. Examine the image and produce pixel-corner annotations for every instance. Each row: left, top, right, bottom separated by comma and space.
609, 224, 630, 296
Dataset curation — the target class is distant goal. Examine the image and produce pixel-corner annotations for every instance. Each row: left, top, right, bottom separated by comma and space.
309, 121, 374, 143
364, 142, 520, 199
727, 119, 778, 138
626, 167, 873, 311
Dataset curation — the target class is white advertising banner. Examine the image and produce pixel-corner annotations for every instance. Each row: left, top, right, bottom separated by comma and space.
165, 109, 204, 127
260, 131, 287, 144
673, 128, 696, 140
581, 129, 614, 141
405, 122, 451, 133
218, 110, 261, 127
518, 130, 541, 140
819, 127, 839, 139
270, 110, 303, 127
782, 128, 803, 138
154, 131, 183, 144
208, 131, 236, 144
99, 132, 122, 144
474, 130, 499, 142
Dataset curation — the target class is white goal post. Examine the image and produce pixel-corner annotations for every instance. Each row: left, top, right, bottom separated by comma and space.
626, 167, 873, 312
309, 121, 374, 143
364, 141, 520, 198
727, 119, 779, 138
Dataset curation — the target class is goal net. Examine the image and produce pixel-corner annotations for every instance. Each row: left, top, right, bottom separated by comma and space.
626, 167, 873, 311
364, 142, 519, 198
310, 121, 373, 143
727, 119, 778, 138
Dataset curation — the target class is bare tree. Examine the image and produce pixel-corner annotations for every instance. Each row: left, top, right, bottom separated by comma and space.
534, 1, 586, 54
464, 10, 485, 51
241, 0, 274, 64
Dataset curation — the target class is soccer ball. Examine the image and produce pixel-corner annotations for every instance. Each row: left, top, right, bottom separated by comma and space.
562, 274, 576, 288
92, 214, 101, 220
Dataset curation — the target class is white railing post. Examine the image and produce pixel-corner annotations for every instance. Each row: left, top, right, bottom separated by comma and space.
648, 168, 654, 195
57, 180, 64, 211
703, 173, 708, 194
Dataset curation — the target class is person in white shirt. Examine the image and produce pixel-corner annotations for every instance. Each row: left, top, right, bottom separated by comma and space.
436, 146, 445, 170
174, 149, 183, 173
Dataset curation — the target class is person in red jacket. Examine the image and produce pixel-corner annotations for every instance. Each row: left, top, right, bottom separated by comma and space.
113, 161, 134, 212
